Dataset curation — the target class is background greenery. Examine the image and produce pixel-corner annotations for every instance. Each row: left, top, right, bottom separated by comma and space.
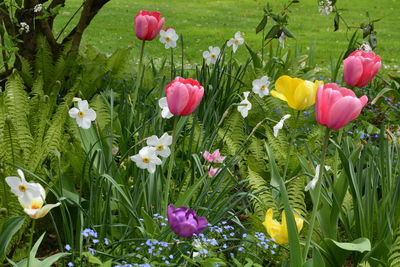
54, 0, 400, 66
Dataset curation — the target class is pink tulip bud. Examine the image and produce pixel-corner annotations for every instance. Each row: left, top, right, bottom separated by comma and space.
203, 149, 225, 163
167, 204, 208, 238
315, 83, 368, 130
343, 50, 381, 87
165, 77, 204, 116
134, 10, 165, 41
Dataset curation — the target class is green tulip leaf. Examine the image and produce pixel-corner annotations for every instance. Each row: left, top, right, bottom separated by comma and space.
0, 216, 25, 259
329, 238, 371, 253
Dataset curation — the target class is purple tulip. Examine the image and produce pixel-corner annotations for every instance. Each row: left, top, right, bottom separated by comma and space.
167, 204, 208, 238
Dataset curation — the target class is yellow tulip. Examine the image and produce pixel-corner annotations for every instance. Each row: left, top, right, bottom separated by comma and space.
262, 208, 304, 245
270, 75, 323, 110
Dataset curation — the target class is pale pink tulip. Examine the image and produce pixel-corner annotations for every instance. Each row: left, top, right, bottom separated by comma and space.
134, 10, 165, 41
208, 166, 221, 177
203, 149, 225, 163
343, 50, 381, 87
165, 77, 204, 116
315, 83, 368, 130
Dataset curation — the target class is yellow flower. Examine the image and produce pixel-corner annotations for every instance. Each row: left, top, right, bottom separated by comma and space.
262, 208, 304, 245
270, 75, 323, 110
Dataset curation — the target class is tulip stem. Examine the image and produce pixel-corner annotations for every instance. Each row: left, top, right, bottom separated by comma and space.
132, 40, 146, 112
170, 48, 174, 80
27, 220, 36, 267
164, 116, 179, 210
302, 127, 331, 261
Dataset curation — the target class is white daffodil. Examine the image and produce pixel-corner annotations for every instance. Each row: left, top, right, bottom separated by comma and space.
305, 165, 331, 191
203, 46, 221, 65
68, 100, 97, 129
273, 114, 291, 137
146, 133, 173, 158
158, 97, 173, 119
159, 28, 179, 49
5, 169, 44, 206
130, 146, 162, 174
6, 169, 61, 219
318, 0, 333, 15
279, 32, 286, 48
252, 76, 271, 98
237, 92, 252, 118
227, 31, 244, 53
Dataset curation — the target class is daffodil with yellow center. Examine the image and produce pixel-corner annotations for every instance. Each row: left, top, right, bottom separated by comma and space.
271, 75, 323, 111
262, 208, 304, 245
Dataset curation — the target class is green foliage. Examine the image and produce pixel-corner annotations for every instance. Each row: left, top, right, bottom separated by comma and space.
389, 226, 400, 267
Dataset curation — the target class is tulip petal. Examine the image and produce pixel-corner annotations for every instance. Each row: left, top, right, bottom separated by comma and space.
135, 15, 149, 40
344, 56, 363, 87
327, 96, 363, 130
166, 83, 189, 115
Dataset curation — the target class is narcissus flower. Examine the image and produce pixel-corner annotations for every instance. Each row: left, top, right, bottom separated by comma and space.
271, 75, 323, 110
158, 97, 174, 119
262, 208, 304, 245
68, 100, 96, 129
237, 91, 252, 118
5, 169, 44, 206
6, 170, 60, 219
165, 77, 204, 116
130, 146, 162, 173
21, 196, 61, 219
252, 76, 270, 98
343, 49, 381, 87
203, 46, 220, 65
227, 31, 244, 53
273, 114, 291, 137
159, 27, 179, 49
167, 204, 208, 238
315, 83, 368, 130
134, 10, 165, 41
146, 133, 173, 158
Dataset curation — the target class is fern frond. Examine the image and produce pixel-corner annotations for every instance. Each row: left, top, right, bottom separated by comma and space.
389, 226, 400, 266
246, 167, 277, 220
90, 94, 111, 131
287, 176, 306, 215
4, 72, 33, 162
35, 35, 54, 91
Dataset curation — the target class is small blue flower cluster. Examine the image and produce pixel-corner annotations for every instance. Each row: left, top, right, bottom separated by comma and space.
152, 213, 168, 226
254, 232, 277, 255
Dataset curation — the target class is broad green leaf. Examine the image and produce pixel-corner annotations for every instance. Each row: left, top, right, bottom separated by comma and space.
0, 216, 25, 259
329, 238, 371, 253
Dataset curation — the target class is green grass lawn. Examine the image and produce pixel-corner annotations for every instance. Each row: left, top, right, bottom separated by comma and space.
54, 0, 400, 66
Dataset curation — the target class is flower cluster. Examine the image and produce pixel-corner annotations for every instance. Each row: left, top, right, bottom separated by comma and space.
130, 133, 172, 173
19, 22, 30, 33
318, 0, 333, 15
203, 149, 226, 177
5, 169, 60, 219
203, 46, 221, 66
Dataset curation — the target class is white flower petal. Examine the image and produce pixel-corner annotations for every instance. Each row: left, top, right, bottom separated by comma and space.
147, 163, 156, 174
203, 51, 210, 59
160, 133, 173, 146
68, 108, 79, 119
146, 135, 159, 147
85, 109, 97, 121
159, 97, 168, 108
78, 100, 89, 111
158, 147, 171, 158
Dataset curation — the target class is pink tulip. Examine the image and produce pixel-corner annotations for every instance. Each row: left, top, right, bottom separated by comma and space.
208, 166, 221, 177
203, 149, 225, 163
315, 83, 368, 130
165, 77, 204, 116
343, 50, 381, 87
134, 10, 165, 41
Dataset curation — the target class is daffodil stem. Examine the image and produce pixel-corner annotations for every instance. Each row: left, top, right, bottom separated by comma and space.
164, 116, 179, 210
132, 40, 146, 112
302, 127, 331, 261
27, 220, 36, 267
170, 48, 174, 80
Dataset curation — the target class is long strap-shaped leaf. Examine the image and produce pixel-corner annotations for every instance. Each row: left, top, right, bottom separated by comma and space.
265, 142, 303, 266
